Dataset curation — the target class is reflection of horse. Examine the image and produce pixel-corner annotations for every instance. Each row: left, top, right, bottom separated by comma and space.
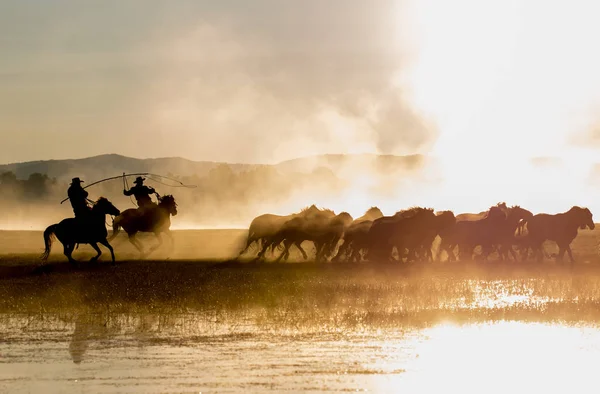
41, 197, 121, 264
239, 205, 325, 259
518, 206, 594, 264
110, 195, 178, 256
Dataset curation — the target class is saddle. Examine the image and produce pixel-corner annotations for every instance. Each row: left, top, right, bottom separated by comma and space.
135, 203, 160, 229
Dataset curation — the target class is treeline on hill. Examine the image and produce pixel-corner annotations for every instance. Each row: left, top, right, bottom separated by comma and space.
0, 164, 346, 224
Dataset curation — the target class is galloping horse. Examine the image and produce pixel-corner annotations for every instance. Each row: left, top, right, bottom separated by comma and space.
520, 206, 594, 264
238, 205, 325, 259
41, 197, 121, 264
110, 194, 178, 256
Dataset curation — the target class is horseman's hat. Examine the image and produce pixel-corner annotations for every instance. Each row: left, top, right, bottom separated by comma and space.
133, 176, 145, 185
71, 177, 84, 185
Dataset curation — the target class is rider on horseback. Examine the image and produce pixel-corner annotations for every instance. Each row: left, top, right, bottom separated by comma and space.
68, 177, 91, 220
123, 177, 158, 217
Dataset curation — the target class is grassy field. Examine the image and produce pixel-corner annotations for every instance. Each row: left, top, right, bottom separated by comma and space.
1, 228, 600, 330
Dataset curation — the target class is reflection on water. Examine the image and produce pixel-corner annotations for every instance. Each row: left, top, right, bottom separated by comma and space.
3, 312, 600, 393
4, 272, 600, 393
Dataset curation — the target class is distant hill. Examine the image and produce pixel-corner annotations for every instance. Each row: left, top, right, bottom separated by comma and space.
0, 153, 429, 182
0, 154, 263, 182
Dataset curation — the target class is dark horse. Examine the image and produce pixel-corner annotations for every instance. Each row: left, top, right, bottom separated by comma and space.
41, 197, 121, 264
520, 206, 594, 264
109, 195, 178, 256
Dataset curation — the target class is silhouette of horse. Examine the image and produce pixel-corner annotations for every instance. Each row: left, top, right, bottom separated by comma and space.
487, 205, 533, 261
519, 206, 594, 264
41, 197, 121, 265
407, 210, 456, 262
439, 206, 507, 261
109, 195, 178, 256
365, 207, 437, 262
239, 205, 324, 259
259, 210, 349, 262
332, 207, 384, 262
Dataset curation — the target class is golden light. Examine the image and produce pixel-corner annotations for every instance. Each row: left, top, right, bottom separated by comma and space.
404, 0, 600, 215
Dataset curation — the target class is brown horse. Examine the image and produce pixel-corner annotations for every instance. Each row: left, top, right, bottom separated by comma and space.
406, 210, 456, 262
41, 197, 121, 265
331, 207, 384, 262
260, 210, 350, 262
486, 205, 533, 261
365, 207, 437, 262
109, 195, 178, 256
439, 205, 507, 261
519, 206, 594, 264
239, 205, 324, 259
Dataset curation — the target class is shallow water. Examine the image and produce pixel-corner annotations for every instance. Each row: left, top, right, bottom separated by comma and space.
3, 312, 600, 393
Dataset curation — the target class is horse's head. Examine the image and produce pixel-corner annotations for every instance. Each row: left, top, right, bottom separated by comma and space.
508, 205, 533, 222
435, 210, 456, 230
93, 197, 120, 217
488, 206, 507, 221
158, 195, 178, 216
336, 212, 354, 227
578, 207, 595, 230
365, 206, 384, 220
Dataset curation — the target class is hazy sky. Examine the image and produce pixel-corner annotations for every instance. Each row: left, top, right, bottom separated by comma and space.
0, 0, 435, 164
3, 0, 600, 169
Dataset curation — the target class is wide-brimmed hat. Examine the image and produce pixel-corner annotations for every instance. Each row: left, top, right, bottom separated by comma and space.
133, 176, 145, 184
71, 177, 84, 185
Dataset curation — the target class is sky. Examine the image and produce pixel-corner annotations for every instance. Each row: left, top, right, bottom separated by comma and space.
3, 0, 600, 214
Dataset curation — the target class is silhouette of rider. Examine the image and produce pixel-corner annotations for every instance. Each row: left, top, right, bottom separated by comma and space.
124, 177, 156, 210
68, 177, 91, 219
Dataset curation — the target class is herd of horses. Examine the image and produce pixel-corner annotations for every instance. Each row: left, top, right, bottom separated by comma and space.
238, 203, 596, 264
37, 193, 596, 266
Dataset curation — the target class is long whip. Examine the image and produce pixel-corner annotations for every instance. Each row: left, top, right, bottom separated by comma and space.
60, 172, 197, 204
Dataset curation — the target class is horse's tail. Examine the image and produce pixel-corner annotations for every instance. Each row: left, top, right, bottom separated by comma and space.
41, 224, 57, 262
109, 216, 122, 241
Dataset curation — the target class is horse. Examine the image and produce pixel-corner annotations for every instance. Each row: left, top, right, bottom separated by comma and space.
406, 210, 456, 263
518, 206, 594, 264
41, 197, 121, 265
238, 205, 325, 259
439, 205, 507, 261
332, 207, 384, 262
486, 205, 533, 261
260, 210, 350, 262
109, 194, 178, 256
365, 207, 437, 262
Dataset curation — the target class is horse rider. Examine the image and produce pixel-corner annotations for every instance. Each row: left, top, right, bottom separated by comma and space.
67, 177, 91, 220
123, 176, 157, 214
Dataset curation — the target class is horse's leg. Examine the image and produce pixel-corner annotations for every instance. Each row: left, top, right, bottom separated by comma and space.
128, 233, 144, 255
89, 242, 102, 262
64, 243, 77, 265
295, 241, 308, 260
147, 232, 163, 256
98, 238, 116, 264
565, 244, 575, 265
275, 239, 292, 263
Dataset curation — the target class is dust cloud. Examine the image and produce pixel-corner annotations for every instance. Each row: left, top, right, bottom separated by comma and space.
3, 0, 600, 227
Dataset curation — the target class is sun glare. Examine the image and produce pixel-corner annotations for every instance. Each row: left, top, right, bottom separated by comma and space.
404, 0, 600, 214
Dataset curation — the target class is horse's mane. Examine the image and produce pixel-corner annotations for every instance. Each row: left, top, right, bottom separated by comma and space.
394, 207, 433, 219
300, 205, 334, 215
365, 206, 382, 215
159, 194, 177, 206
